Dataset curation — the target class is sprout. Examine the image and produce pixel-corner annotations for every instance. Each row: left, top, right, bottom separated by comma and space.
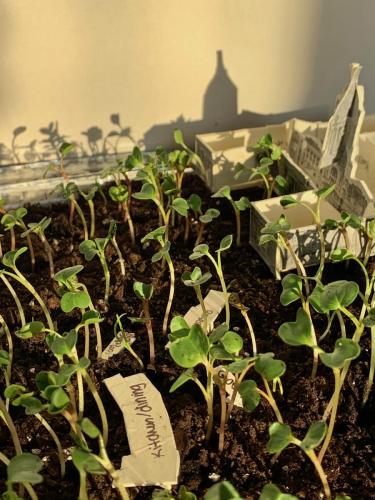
0, 452, 43, 500
108, 184, 136, 246
1, 207, 35, 270
2, 247, 54, 330
235, 133, 287, 198
189, 235, 232, 326
22, 216, 54, 278
79, 185, 98, 239
114, 314, 143, 368
182, 266, 212, 334
55, 181, 88, 239
79, 237, 110, 303
141, 226, 175, 335
169, 320, 284, 451
212, 185, 250, 246
5, 383, 65, 477
266, 421, 331, 498
279, 306, 361, 463
54, 265, 103, 358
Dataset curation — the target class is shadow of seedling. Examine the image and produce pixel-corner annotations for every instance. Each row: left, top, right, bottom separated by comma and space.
0, 114, 137, 167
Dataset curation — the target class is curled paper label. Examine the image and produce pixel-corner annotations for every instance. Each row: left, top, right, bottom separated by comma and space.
104, 373, 180, 488
184, 289, 227, 332
214, 365, 243, 408
101, 332, 135, 361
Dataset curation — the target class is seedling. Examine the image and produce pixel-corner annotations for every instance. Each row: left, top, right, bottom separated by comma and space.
5, 383, 66, 477
107, 220, 126, 277
37, 326, 109, 446
266, 421, 330, 498
189, 235, 233, 326
71, 418, 130, 500
260, 483, 298, 500
1, 207, 35, 270
173, 129, 206, 181
182, 266, 212, 334
133, 281, 155, 370
114, 314, 143, 368
185, 194, 220, 245
235, 133, 287, 198
152, 485, 197, 500
212, 186, 250, 246
1, 247, 54, 329
329, 232, 375, 404
54, 265, 103, 358
79, 236, 110, 303
0, 452, 43, 500
141, 226, 175, 335
108, 184, 136, 245
169, 321, 243, 443
79, 185, 98, 239
22, 216, 54, 277
55, 181, 88, 239
324, 211, 363, 255
58, 141, 75, 179
169, 320, 285, 451
279, 184, 336, 280
279, 303, 361, 462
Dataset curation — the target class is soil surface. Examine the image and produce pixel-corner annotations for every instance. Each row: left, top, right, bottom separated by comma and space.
0, 174, 374, 499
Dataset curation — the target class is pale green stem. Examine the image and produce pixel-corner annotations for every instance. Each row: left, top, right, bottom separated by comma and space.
81, 371, 108, 446
72, 199, 88, 241
319, 368, 341, 463
241, 309, 257, 356
100, 255, 110, 304
207, 252, 230, 326
111, 235, 125, 276
162, 253, 175, 335
40, 234, 54, 278
337, 310, 346, 338
97, 435, 130, 500
0, 274, 26, 325
143, 299, 155, 370
0, 316, 13, 387
195, 285, 208, 334
2, 270, 54, 330
263, 378, 283, 423
87, 200, 95, 239
35, 413, 65, 477
363, 326, 375, 405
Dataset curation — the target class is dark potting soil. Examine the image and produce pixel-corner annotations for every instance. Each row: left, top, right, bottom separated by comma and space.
0, 174, 374, 499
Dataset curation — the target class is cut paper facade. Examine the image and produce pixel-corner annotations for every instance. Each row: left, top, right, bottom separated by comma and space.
196, 63, 375, 277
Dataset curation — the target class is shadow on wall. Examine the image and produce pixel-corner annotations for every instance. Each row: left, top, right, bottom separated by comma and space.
143, 50, 329, 151
0, 50, 329, 167
0, 114, 137, 167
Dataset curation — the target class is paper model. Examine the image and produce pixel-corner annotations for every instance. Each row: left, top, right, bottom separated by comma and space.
253, 64, 375, 276
197, 63, 375, 278
104, 373, 180, 488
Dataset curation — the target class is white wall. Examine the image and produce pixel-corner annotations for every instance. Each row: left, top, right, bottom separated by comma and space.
1, 0, 375, 165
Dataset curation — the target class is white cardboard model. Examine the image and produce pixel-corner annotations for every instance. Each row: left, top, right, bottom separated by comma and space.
104, 373, 180, 488
195, 123, 291, 192
250, 64, 375, 278
197, 63, 375, 277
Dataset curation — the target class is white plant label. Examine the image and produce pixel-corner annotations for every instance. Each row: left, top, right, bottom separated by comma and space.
184, 289, 227, 332
104, 373, 180, 488
101, 332, 135, 361
214, 366, 243, 408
